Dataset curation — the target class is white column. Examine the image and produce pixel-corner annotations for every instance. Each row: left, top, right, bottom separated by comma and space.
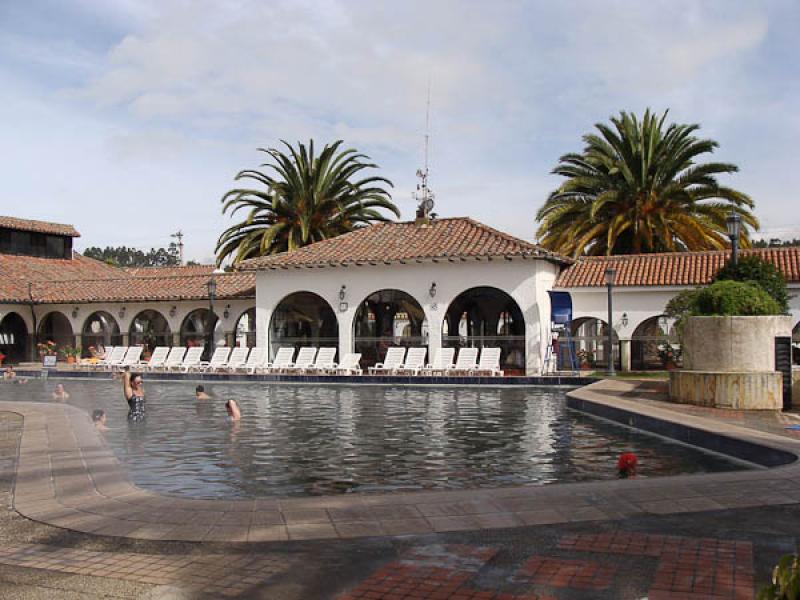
337, 308, 353, 362
426, 304, 442, 365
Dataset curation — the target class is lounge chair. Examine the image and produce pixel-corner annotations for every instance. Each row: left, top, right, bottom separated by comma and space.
308, 347, 337, 373
422, 347, 455, 375
369, 347, 406, 375
238, 347, 267, 374
177, 347, 204, 372
101, 347, 128, 370
224, 347, 250, 371
119, 346, 143, 369
141, 346, 169, 371
199, 347, 231, 372
472, 347, 504, 377
263, 347, 295, 374
396, 347, 427, 375
449, 347, 479, 375
158, 347, 186, 371
335, 353, 362, 375
286, 347, 317, 373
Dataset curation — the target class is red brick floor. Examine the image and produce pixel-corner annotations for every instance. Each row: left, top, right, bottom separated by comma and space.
339, 532, 755, 599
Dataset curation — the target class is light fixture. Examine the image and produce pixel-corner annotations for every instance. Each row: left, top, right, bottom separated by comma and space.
603, 267, 616, 286
726, 210, 742, 266
339, 285, 346, 301
621, 312, 629, 328
72, 306, 79, 318
429, 282, 437, 298
223, 304, 230, 320
169, 305, 177, 318
118, 306, 126, 319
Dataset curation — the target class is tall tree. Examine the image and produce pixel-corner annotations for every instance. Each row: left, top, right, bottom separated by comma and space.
216, 140, 399, 265
83, 245, 181, 267
535, 110, 758, 257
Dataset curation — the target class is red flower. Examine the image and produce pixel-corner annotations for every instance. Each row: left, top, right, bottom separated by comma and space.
617, 452, 638, 478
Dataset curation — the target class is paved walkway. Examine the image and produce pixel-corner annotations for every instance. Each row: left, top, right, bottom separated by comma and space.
0, 380, 799, 597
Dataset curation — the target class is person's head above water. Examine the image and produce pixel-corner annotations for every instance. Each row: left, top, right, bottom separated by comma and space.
225, 399, 241, 421
92, 409, 105, 423
129, 373, 143, 388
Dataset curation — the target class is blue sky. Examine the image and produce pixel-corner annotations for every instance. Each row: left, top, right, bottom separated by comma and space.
1, 0, 798, 262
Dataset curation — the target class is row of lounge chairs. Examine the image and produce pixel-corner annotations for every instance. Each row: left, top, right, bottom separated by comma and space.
80, 345, 504, 376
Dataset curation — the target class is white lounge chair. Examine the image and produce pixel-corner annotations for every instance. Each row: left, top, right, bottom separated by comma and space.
178, 347, 204, 372
119, 346, 143, 369
308, 347, 337, 373
199, 347, 230, 372
159, 347, 186, 371
396, 347, 427, 375
369, 347, 406, 375
449, 347, 479, 375
224, 347, 250, 371
286, 347, 317, 373
238, 347, 268, 374
472, 347, 504, 377
335, 353, 362, 375
102, 347, 128, 370
263, 347, 295, 374
423, 347, 455, 375
142, 346, 169, 371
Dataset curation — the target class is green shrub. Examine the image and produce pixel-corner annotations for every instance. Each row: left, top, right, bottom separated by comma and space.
714, 255, 789, 313
758, 553, 800, 600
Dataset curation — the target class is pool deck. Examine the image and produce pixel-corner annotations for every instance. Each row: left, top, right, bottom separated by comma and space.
4, 379, 800, 544
2, 379, 800, 598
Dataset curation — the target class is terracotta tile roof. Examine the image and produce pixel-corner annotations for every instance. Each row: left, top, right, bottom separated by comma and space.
0, 215, 80, 237
124, 265, 216, 278
238, 217, 569, 270
33, 272, 255, 303
555, 247, 800, 288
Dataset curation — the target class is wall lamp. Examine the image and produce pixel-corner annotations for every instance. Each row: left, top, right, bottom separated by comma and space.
72, 306, 79, 318
169, 305, 177, 318
339, 285, 347, 301
429, 282, 437, 298
223, 304, 231, 320
621, 312, 629, 328
118, 306, 126, 319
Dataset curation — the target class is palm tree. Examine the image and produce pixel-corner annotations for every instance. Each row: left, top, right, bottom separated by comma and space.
535, 110, 758, 257
216, 140, 399, 265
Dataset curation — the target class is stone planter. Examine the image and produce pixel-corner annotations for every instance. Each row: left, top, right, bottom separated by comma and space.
669, 315, 793, 410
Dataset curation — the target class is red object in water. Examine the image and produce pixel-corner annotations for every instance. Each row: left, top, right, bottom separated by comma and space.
617, 452, 638, 478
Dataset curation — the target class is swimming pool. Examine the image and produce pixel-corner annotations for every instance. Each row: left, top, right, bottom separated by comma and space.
0, 379, 748, 498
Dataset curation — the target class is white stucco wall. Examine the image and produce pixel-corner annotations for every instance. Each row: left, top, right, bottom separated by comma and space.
254, 258, 561, 375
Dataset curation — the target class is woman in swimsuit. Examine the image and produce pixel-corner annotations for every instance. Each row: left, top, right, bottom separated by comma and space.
122, 368, 146, 422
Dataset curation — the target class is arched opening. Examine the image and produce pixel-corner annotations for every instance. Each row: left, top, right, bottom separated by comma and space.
235, 308, 257, 348
570, 317, 620, 371
0, 312, 28, 364
442, 286, 525, 375
270, 293, 337, 359
631, 315, 679, 370
793, 321, 800, 366
37, 312, 73, 351
180, 308, 223, 360
353, 289, 426, 369
129, 310, 171, 352
81, 311, 122, 357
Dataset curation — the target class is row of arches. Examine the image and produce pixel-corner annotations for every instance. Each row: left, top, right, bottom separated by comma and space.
0, 308, 257, 363
271, 287, 525, 373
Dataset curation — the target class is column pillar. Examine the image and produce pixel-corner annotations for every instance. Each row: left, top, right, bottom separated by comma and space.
337, 309, 353, 364
225, 332, 235, 347
122, 333, 129, 346
172, 332, 181, 346
620, 339, 632, 373
426, 306, 442, 366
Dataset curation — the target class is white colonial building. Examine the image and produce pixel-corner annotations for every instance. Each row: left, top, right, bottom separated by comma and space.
1, 214, 799, 375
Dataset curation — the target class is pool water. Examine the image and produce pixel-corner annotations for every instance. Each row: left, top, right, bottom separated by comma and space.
0, 379, 749, 498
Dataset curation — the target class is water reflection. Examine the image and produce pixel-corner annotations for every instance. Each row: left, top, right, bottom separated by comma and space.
0, 379, 747, 499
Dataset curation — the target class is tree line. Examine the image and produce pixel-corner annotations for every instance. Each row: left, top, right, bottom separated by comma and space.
83, 243, 198, 267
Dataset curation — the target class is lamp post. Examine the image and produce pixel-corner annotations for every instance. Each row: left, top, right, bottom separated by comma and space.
726, 210, 742, 266
206, 277, 217, 357
604, 267, 616, 377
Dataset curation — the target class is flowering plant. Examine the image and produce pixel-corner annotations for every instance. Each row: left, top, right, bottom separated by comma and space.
617, 452, 638, 478
36, 340, 57, 357
0, 351, 6, 364
576, 349, 595, 367
657, 342, 681, 367
59, 345, 82, 359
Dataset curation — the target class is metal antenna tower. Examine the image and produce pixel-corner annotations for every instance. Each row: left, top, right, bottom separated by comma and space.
412, 81, 435, 220
170, 230, 184, 265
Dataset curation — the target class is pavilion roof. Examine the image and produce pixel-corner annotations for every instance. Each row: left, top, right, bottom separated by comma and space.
0, 215, 80, 237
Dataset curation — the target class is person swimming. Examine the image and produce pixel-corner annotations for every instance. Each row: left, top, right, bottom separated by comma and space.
195, 385, 211, 400
92, 409, 109, 432
225, 399, 241, 422
122, 368, 146, 422
52, 383, 69, 400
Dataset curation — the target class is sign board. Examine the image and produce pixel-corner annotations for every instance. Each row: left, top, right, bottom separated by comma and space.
42, 355, 57, 368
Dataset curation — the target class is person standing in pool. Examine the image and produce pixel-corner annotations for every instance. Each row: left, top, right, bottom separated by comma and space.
122, 367, 146, 422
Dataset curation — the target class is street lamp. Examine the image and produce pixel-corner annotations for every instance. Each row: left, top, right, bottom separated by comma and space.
726, 210, 742, 266
604, 267, 616, 377
206, 277, 217, 356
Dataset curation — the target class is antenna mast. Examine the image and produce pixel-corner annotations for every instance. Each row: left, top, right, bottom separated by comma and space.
170, 230, 184, 265
413, 81, 435, 221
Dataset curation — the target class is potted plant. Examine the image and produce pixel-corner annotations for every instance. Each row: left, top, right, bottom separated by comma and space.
576, 349, 595, 370
59, 345, 82, 365
36, 340, 57, 358
657, 342, 681, 370
0, 351, 6, 366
